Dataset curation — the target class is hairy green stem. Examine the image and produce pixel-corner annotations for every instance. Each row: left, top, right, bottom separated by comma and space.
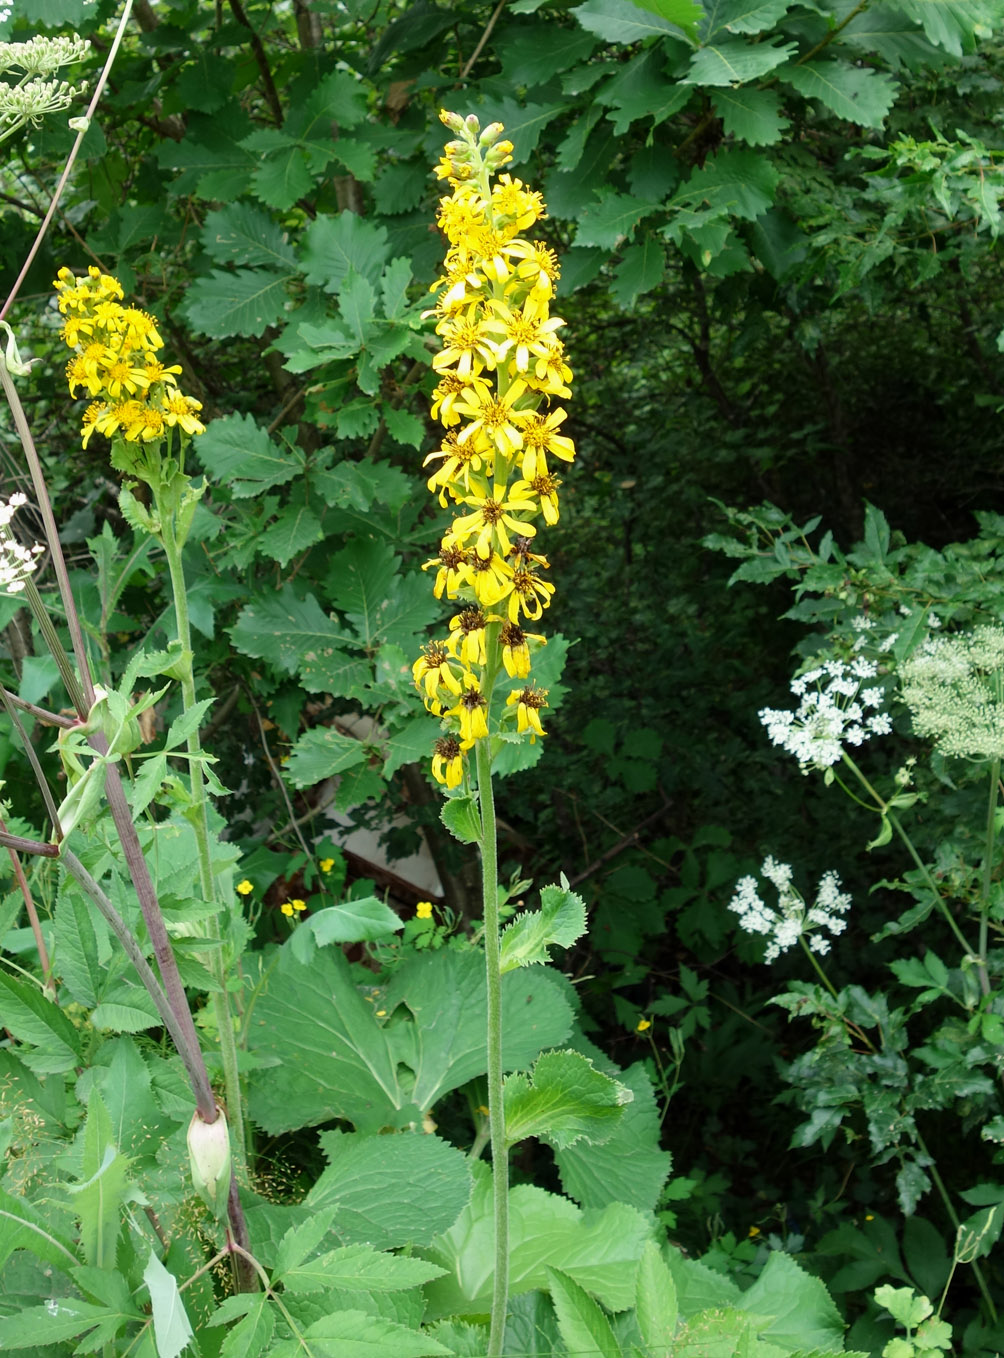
477, 733, 508, 1356
156, 484, 247, 1168
477, 619, 508, 1356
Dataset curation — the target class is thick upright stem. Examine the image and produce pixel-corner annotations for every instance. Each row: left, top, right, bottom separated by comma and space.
476, 732, 508, 1357
158, 500, 247, 1167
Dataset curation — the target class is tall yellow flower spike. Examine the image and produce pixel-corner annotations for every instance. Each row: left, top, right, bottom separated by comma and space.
54, 266, 205, 448
416, 112, 575, 786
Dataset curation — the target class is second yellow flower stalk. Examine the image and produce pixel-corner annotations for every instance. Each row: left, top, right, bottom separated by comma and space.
413, 110, 575, 1357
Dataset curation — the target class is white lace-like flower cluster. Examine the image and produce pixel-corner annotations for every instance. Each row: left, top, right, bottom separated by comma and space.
0, 34, 89, 135
0, 492, 43, 593
759, 658, 891, 772
729, 857, 852, 962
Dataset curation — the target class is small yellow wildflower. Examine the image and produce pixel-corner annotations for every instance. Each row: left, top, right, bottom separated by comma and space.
748, 1225, 761, 1238
415, 900, 434, 919
236, 879, 254, 896
319, 858, 335, 873
636, 1017, 652, 1033
280, 898, 306, 917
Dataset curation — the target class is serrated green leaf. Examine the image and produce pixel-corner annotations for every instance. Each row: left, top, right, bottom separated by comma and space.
555, 1061, 672, 1213
636, 1239, 678, 1356
441, 795, 482, 845
281, 1308, 453, 1356
154, 105, 255, 198
0, 1299, 114, 1346
230, 586, 350, 674
547, 1267, 620, 1358
284, 727, 370, 788
247, 946, 572, 1134
713, 86, 789, 145
573, 0, 702, 42
258, 503, 324, 566
504, 1050, 631, 1150
896, 0, 993, 54
0, 969, 81, 1072
701, 0, 793, 36
671, 147, 780, 221
281, 1243, 445, 1295
685, 37, 795, 84
53, 887, 103, 1007
779, 59, 899, 128
305, 1130, 473, 1250
91, 999, 162, 1033
610, 238, 667, 307
739, 1250, 844, 1350
302, 211, 391, 289
202, 202, 297, 270
219, 1296, 275, 1358
181, 268, 290, 338
500, 880, 587, 973
576, 190, 660, 249
423, 1164, 651, 1318
383, 715, 442, 778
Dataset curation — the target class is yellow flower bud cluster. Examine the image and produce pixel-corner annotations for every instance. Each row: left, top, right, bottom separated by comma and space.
54, 266, 205, 448
413, 112, 575, 790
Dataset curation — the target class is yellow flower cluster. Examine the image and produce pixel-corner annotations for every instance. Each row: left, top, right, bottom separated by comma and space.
54, 266, 204, 448
414, 112, 575, 789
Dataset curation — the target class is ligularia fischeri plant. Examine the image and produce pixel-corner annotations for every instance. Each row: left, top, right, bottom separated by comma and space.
729, 857, 852, 962
413, 109, 574, 788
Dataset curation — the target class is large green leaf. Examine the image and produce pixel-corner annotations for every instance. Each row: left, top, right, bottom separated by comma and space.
258, 503, 324, 566
271, 1309, 452, 1358
575, 190, 662, 248
611, 237, 667, 306
896, 0, 995, 54
230, 585, 351, 674
0, 969, 81, 1073
684, 37, 795, 84
573, 0, 702, 42
504, 1050, 631, 1150
547, 1267, 620, 1358
247, 945, 573, 1133
422, 1163, 652, 1317
302, 212, 391, 289
779, 60, 899, 128
283, 727, 370, 788
555, 1062, 673, 1212
700, 0, 793, 37
671, 147, 780, 221
500, 881, 588, 973
713, 86, 789, 145
154, 105, 255, 197
305, 1130, 473, 1249
738, 1251, 844, 1350
202, 201, 297, 270
196, 413, 305, 497
181, 268, 290, 338
636, 1240, 679, 1356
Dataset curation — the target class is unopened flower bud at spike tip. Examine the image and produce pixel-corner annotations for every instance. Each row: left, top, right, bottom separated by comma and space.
187, 1104, 232, 1219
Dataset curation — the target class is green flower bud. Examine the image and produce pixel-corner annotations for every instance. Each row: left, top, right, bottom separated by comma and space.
187, 1105, 231, 1219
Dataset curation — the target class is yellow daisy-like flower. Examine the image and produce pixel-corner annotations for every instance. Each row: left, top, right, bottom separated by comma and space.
432, 734, 466, 788
415, 112, 571, 782
415, 900, 434, 919
236, 879, 254, 896
506, 683, 548, 740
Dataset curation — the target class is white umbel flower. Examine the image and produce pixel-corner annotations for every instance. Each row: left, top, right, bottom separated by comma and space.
760, 659, 889, 772
728, 859, 851, 963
